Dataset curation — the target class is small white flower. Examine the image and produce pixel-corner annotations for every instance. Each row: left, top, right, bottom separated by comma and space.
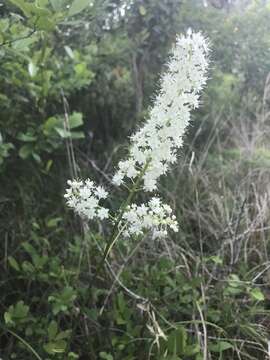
79, 187, 92, 200
85, 179, 94, 188
149, 197, 161, 208
95, 186, 108, 199
121, 197, 178, 239
136, 204, 148, 217
112, 172, 124, 186
97, 207, 109, 220
64, 179, 109, 222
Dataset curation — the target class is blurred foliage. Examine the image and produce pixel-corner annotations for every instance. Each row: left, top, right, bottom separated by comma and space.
1, 0, 270, 359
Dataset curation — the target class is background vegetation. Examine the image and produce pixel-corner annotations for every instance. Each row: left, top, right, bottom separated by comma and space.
1, 0, 270, 359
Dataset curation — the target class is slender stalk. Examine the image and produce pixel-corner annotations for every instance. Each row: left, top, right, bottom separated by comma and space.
0, 325, 43, 360
98, 160, 150, 269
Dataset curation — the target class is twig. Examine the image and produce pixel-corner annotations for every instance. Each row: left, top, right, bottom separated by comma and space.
196, 301, 208, 360
77, 148, 115, 185
99, 235, 147, 314
91, 233, 148, 304
0, 325, 43, 360
0, 28, 36, 48
61, 89, 78, 179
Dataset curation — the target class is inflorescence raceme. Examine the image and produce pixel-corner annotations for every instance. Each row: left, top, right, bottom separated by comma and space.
64, 30, 209, 240
112, 31, 209, 192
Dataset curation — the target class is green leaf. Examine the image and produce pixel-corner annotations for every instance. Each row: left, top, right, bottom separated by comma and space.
28, 2, 51, 16
55, 330, 71, 340
208, 256, 223, 265
4, 311, 13, 325
45, 159, 53, 172
70, 131, 84, 139
99, 352, 114, 360
68, 352, 79, 359
13, 301, 29, 319
22, 242, 36, 256
36, 0, 49, 7
17, 132, 37, 142
55, 127, 71, 138
228, 274, 241, 287
8, 256, 20, 271
250, 288, 265, 301
68, 0, 89, 16
185, 344, 200, 356
22, 261, 35, 273
32, 152, 41, 163
35, 15, 56, 31
12, 36, 37, 51
209, 341, 233, 353
46, 217, 62, 228
43, 340, 67, 354
19, 144, 34, 159
50, 0, 64, 11
69, 112, 83, 128
224, 286, 243, 296
48, 321, 58, 340
74, 62, 85, 75
9, 0, 31, 17
49, 287, 77, 315
54, 340, 67, 352
0, 19, 10, 33
43, 116, 61, 134
167, 327, 187, 355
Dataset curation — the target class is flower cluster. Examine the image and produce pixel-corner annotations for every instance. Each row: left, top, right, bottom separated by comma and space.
112, 31, 209, 191
64, 179, 109, 221
64, 31, 209, 243
121, 197, 178, 239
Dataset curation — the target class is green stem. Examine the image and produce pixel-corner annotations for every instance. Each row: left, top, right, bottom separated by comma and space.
0, 325, 43, 360
98, 160, 150, 269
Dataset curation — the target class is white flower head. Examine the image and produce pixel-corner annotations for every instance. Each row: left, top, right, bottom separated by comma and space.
64, 179, 109, 221
113, 30, 209, 191
94, 186, 108, 199
121, 197, 178, 239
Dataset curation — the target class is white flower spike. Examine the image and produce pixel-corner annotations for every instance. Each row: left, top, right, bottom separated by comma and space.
112, 31, 209, 191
